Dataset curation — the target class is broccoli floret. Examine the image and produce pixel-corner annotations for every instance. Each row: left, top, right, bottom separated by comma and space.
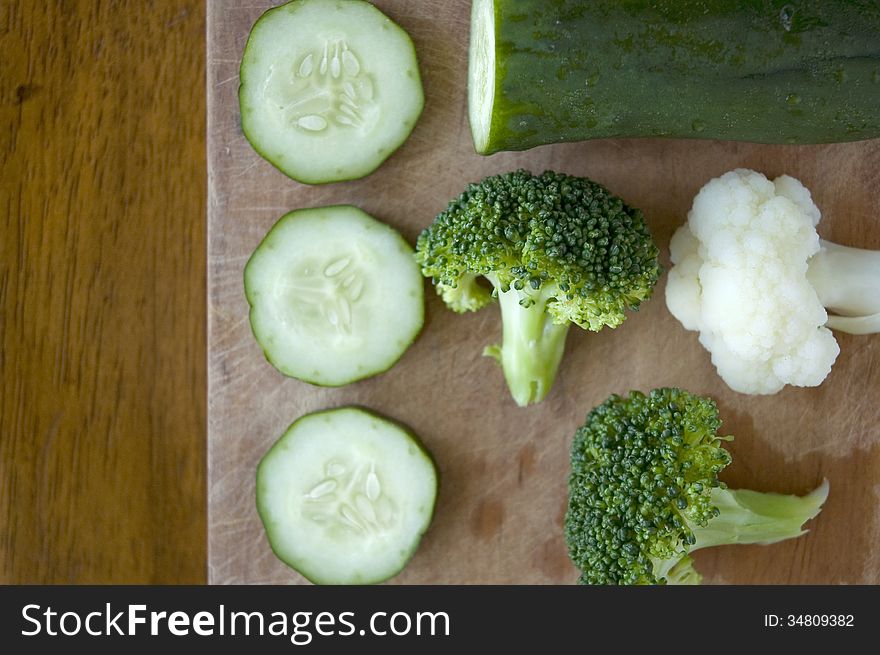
565, 388, 829, 584
416, 170, 661, 406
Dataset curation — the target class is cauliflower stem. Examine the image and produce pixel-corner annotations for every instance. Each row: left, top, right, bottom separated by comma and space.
808, 240, 880, 335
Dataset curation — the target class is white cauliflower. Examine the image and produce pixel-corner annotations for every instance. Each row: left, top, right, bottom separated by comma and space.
666, 169, 880, 395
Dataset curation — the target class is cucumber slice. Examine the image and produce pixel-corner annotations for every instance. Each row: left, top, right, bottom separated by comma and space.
244, 205, 423, 386
256, 407, 438, 584
239, 0, 424, 184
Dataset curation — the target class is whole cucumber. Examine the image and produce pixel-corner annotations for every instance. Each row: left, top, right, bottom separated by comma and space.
468, 0, 880, 153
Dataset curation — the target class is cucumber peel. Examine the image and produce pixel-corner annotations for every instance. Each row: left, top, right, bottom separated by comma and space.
469, 0, 880, 154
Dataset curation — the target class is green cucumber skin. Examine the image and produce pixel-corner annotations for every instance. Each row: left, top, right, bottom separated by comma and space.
255, 406, 439, 585
480, 0, 880, 153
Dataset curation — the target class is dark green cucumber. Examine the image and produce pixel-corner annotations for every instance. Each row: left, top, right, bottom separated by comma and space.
468, 0, 880, 154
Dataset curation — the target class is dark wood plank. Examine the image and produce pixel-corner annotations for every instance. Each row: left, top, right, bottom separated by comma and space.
1, 0, 206, 583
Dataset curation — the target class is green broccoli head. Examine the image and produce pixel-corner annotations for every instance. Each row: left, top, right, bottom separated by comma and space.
565, 388, 829, 585
416, 170, 661, 405
416, 169, 660, 329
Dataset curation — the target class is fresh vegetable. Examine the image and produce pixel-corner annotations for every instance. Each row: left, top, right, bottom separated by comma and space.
565, 388, 829, 585
245, 205, 423, 386
257, 406, 438, 584
666, 169, 880, 395
239, 0, 424, 184
468, 0, 880, 154
415, 169, 660, 406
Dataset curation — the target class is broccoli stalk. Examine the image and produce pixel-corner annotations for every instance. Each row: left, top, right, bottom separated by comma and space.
652, 484, 830, 584
662, 556, 701, 585
483, 280, 569, 406
565, 388, 829, 585
416, 170, 661, 406
808, 240, 880, 335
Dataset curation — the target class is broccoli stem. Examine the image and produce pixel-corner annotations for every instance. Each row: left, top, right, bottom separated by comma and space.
808, 240, 880, 335
486, 283, 570, 406
662, 555, 702, 585
693, 481, 829, 549
653, 480, 829, 583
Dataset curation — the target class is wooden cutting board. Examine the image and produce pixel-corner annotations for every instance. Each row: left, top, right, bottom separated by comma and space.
207, 0, 880, 584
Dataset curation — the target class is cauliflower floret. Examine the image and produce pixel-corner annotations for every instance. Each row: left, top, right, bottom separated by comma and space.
666, 169, 840, 395
667, 224, 703, 330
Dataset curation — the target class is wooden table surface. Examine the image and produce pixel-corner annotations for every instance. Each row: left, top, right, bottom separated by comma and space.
1, 1, 207, 583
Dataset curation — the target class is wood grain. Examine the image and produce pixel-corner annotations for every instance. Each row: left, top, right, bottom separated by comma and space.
1, 1, 206, 583
208, 0, 880, 584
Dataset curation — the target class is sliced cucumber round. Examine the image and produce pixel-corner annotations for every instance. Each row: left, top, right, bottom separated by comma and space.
256, 407, 438, 585
239, 0, 424, 184
244, 205, 423, 386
